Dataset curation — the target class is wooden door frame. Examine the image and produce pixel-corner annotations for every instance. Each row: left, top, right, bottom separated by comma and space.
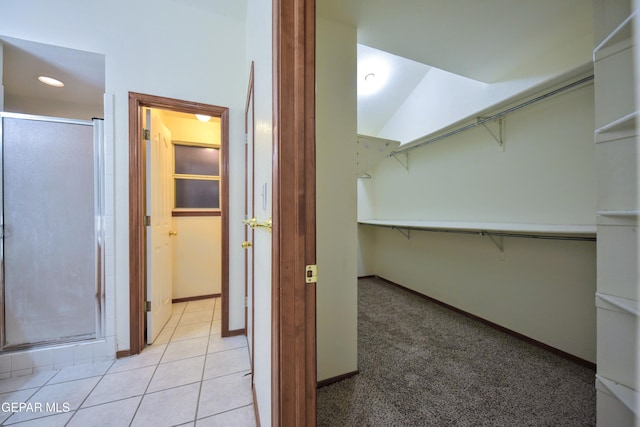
128, 92, 230, 355
272, 0, 317, 424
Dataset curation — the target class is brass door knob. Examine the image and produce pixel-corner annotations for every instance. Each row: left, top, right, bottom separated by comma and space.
241, 241, 253, 249
169, 230, 178, 236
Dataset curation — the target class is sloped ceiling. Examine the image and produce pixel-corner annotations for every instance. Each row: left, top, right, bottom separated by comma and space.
318, 0, 592, 83
319, 0, 593, 138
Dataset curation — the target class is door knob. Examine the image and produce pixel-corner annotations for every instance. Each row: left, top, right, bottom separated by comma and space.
169, 230, 178, 236
241, 241, 253, 249
242, 217, 258, 228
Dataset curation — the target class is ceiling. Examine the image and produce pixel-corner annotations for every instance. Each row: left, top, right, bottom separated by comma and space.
319, 0, 593, 137
1, 36, 104, 115
319, 0, 592, 83
2, 1, 593, 134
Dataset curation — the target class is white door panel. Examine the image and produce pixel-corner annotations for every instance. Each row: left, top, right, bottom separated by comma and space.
146, 109, 173, 344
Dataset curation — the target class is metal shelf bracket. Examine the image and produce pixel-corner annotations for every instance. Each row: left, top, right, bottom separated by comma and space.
480, 231, 505, 259
393, 227, 411, 240
390, 152, 409, 170
478, 117, 504, 151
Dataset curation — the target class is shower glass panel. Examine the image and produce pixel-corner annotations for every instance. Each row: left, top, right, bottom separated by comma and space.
1, 115, 101, 349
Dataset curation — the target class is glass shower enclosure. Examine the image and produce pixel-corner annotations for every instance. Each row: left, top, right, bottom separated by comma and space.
0, 113, 104, 350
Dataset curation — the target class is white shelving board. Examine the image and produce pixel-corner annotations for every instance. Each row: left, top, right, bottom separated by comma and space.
358, 219, 596, 236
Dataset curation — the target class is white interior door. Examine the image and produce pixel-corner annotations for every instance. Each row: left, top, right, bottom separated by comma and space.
145, 108, 173, 344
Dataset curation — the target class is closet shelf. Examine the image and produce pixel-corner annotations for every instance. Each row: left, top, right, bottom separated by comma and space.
596, 292, 640, 317
594, 12, 636, 61
597, 210, 640, 217
595, 111, 638, 143
596, 375, 639, 416
358, 219, 596, 239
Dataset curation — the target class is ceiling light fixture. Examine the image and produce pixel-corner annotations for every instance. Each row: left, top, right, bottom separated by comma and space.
358, 57, 389, 96
195, 114, 211, 122
38, 75, 64, 87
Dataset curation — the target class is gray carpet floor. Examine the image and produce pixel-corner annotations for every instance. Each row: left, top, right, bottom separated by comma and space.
317, 277, 596, 427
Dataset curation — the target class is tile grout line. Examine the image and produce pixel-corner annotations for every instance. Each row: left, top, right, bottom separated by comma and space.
62, 359, 117, 427
127, 303, 187, 427
193, 299, 216, 423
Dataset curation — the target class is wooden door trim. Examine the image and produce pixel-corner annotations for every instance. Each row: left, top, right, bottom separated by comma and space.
272, 0, 317, 424
128, 92, 230, 355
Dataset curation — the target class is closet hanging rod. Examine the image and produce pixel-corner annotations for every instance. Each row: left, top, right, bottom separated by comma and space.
391, 74, 595, 155
366, 223, 596, 242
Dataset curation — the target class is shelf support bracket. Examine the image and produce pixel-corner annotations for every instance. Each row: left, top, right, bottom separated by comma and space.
393, 227, 410, 240
390, 152, 409, 170
481, 232, 505, 259
478, 117, 504, 151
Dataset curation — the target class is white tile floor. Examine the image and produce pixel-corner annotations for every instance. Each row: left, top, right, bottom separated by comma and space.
0, 298, 256, 426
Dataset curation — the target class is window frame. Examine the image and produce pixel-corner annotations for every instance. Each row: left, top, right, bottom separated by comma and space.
172, 140, 221, 216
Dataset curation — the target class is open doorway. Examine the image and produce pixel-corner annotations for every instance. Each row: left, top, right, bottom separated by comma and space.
128, 92, 230, 355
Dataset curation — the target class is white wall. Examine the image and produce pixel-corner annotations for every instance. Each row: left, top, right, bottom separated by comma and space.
0, 0, 248, 354
246, 0, 273, 424
172, 217, 222, 299
316, 16, 359, 381
377, 65, 594, 146
370, 84, 596, 225
359, 82, 597, 362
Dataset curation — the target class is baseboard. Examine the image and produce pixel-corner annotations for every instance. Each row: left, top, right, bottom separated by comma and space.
373, 275, 597, 370
116, 350, 131, 359
252, 385, 261, 427
172, 293, 221, 304
317, 370, 359, 388
227, 328, 246, 337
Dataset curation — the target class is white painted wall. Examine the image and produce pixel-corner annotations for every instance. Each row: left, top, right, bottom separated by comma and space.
359, 82, 597, 362
246, 0, 273, 424
372, 84, 596, 225
172, 216, 222, 299
316, 16, 359, 381
0, 0, 248, 354
377, 65, 593, 145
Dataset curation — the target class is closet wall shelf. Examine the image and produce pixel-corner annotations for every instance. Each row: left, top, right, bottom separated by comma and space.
595, 111, 638, 143
596, 292, 640, 317
597, 210, 640, 217
358, 219, 596, 241
596, 375, 639, 416
594, 11, 636, 61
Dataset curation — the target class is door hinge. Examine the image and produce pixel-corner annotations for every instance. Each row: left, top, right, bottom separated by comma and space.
143, 128, 150, 140
244, 296, 248, 307
144, 215, 151, 226
145, 301, 151, 312
305, 265, 318, 284
244, 133, 248, 145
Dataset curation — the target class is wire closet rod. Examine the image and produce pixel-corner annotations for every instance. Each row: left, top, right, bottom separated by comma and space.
386, 225, 596, 242
392, 74, 595, 155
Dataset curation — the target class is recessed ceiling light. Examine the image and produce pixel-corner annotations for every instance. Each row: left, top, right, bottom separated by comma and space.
364, 73, 376, 81
195, 114, 211, 122
38, 76, 64, 87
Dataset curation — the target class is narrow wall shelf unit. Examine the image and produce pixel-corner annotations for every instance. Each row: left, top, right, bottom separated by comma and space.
593, 3, 638, 425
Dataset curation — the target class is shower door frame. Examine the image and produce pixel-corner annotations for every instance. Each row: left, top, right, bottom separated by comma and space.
0, 112, 105, 351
